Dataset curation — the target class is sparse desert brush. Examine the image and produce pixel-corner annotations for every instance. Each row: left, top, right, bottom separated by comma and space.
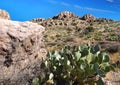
106, 33, 120, 41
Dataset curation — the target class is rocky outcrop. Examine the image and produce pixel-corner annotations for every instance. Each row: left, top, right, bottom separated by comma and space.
31, 11, 88, 28
52, 11, 79, 20
81, 14, 96, 22
0, 19, 46, 84
81, 14, 114, 23
0, 9, 10, 20
32, 18, 45, 23
95, 18, 115, 23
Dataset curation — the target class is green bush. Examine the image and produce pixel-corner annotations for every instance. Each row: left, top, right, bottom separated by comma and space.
32, 43, 116, 85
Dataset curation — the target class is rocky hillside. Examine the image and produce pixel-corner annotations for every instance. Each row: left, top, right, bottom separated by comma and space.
31, 11, 120, 85
31, 11, 120, 70
31, 11, 119, 53
0, 9, 120, 84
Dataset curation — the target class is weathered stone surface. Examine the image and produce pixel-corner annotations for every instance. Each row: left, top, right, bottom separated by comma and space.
103, 71, 120, 85
81, 14, 96, 22
0, 19, 46, 84
0, 9, 10, 20
52, 11, 79, 20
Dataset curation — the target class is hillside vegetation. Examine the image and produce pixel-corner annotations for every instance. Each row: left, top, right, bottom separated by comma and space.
31, 11, 120, 56
31, 11, 120, 85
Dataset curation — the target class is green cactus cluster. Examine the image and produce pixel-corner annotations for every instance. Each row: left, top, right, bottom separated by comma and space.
32, 43, 116, 85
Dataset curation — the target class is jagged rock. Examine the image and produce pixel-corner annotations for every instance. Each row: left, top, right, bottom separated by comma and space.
52, 11, 79, 20
95, 18, 114, 23
32, 18, 45, 23
0, 9, 10, 20
31, 11, 88, 28
81, 14, 96, 22
0, 19, 46, 84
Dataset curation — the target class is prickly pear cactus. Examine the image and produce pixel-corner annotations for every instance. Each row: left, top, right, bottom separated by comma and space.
33, 43, 116, 85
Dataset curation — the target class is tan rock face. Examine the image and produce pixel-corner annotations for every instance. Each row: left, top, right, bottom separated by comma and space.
103, 71, 120, 85
0, 19, 46, 84
0, 9, 10, 20
52, 11, 79, 20
81, 14, 96, 22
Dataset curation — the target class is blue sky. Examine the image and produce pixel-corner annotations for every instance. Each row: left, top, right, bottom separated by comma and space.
0, 0, 120, 21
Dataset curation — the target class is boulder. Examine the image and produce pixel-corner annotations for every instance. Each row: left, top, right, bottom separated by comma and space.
81, 14, 96, 22
0, 9, 10, 20
52, 11, 79, 20
0, 19, 46, 84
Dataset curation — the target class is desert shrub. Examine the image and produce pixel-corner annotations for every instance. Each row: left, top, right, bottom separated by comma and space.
94, 33, 102, 40
84, 34, 93, 39
71, 22, 77, 26
106, 33, 120, 41
32, 43, 116, 85
85, 26, 94, 33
